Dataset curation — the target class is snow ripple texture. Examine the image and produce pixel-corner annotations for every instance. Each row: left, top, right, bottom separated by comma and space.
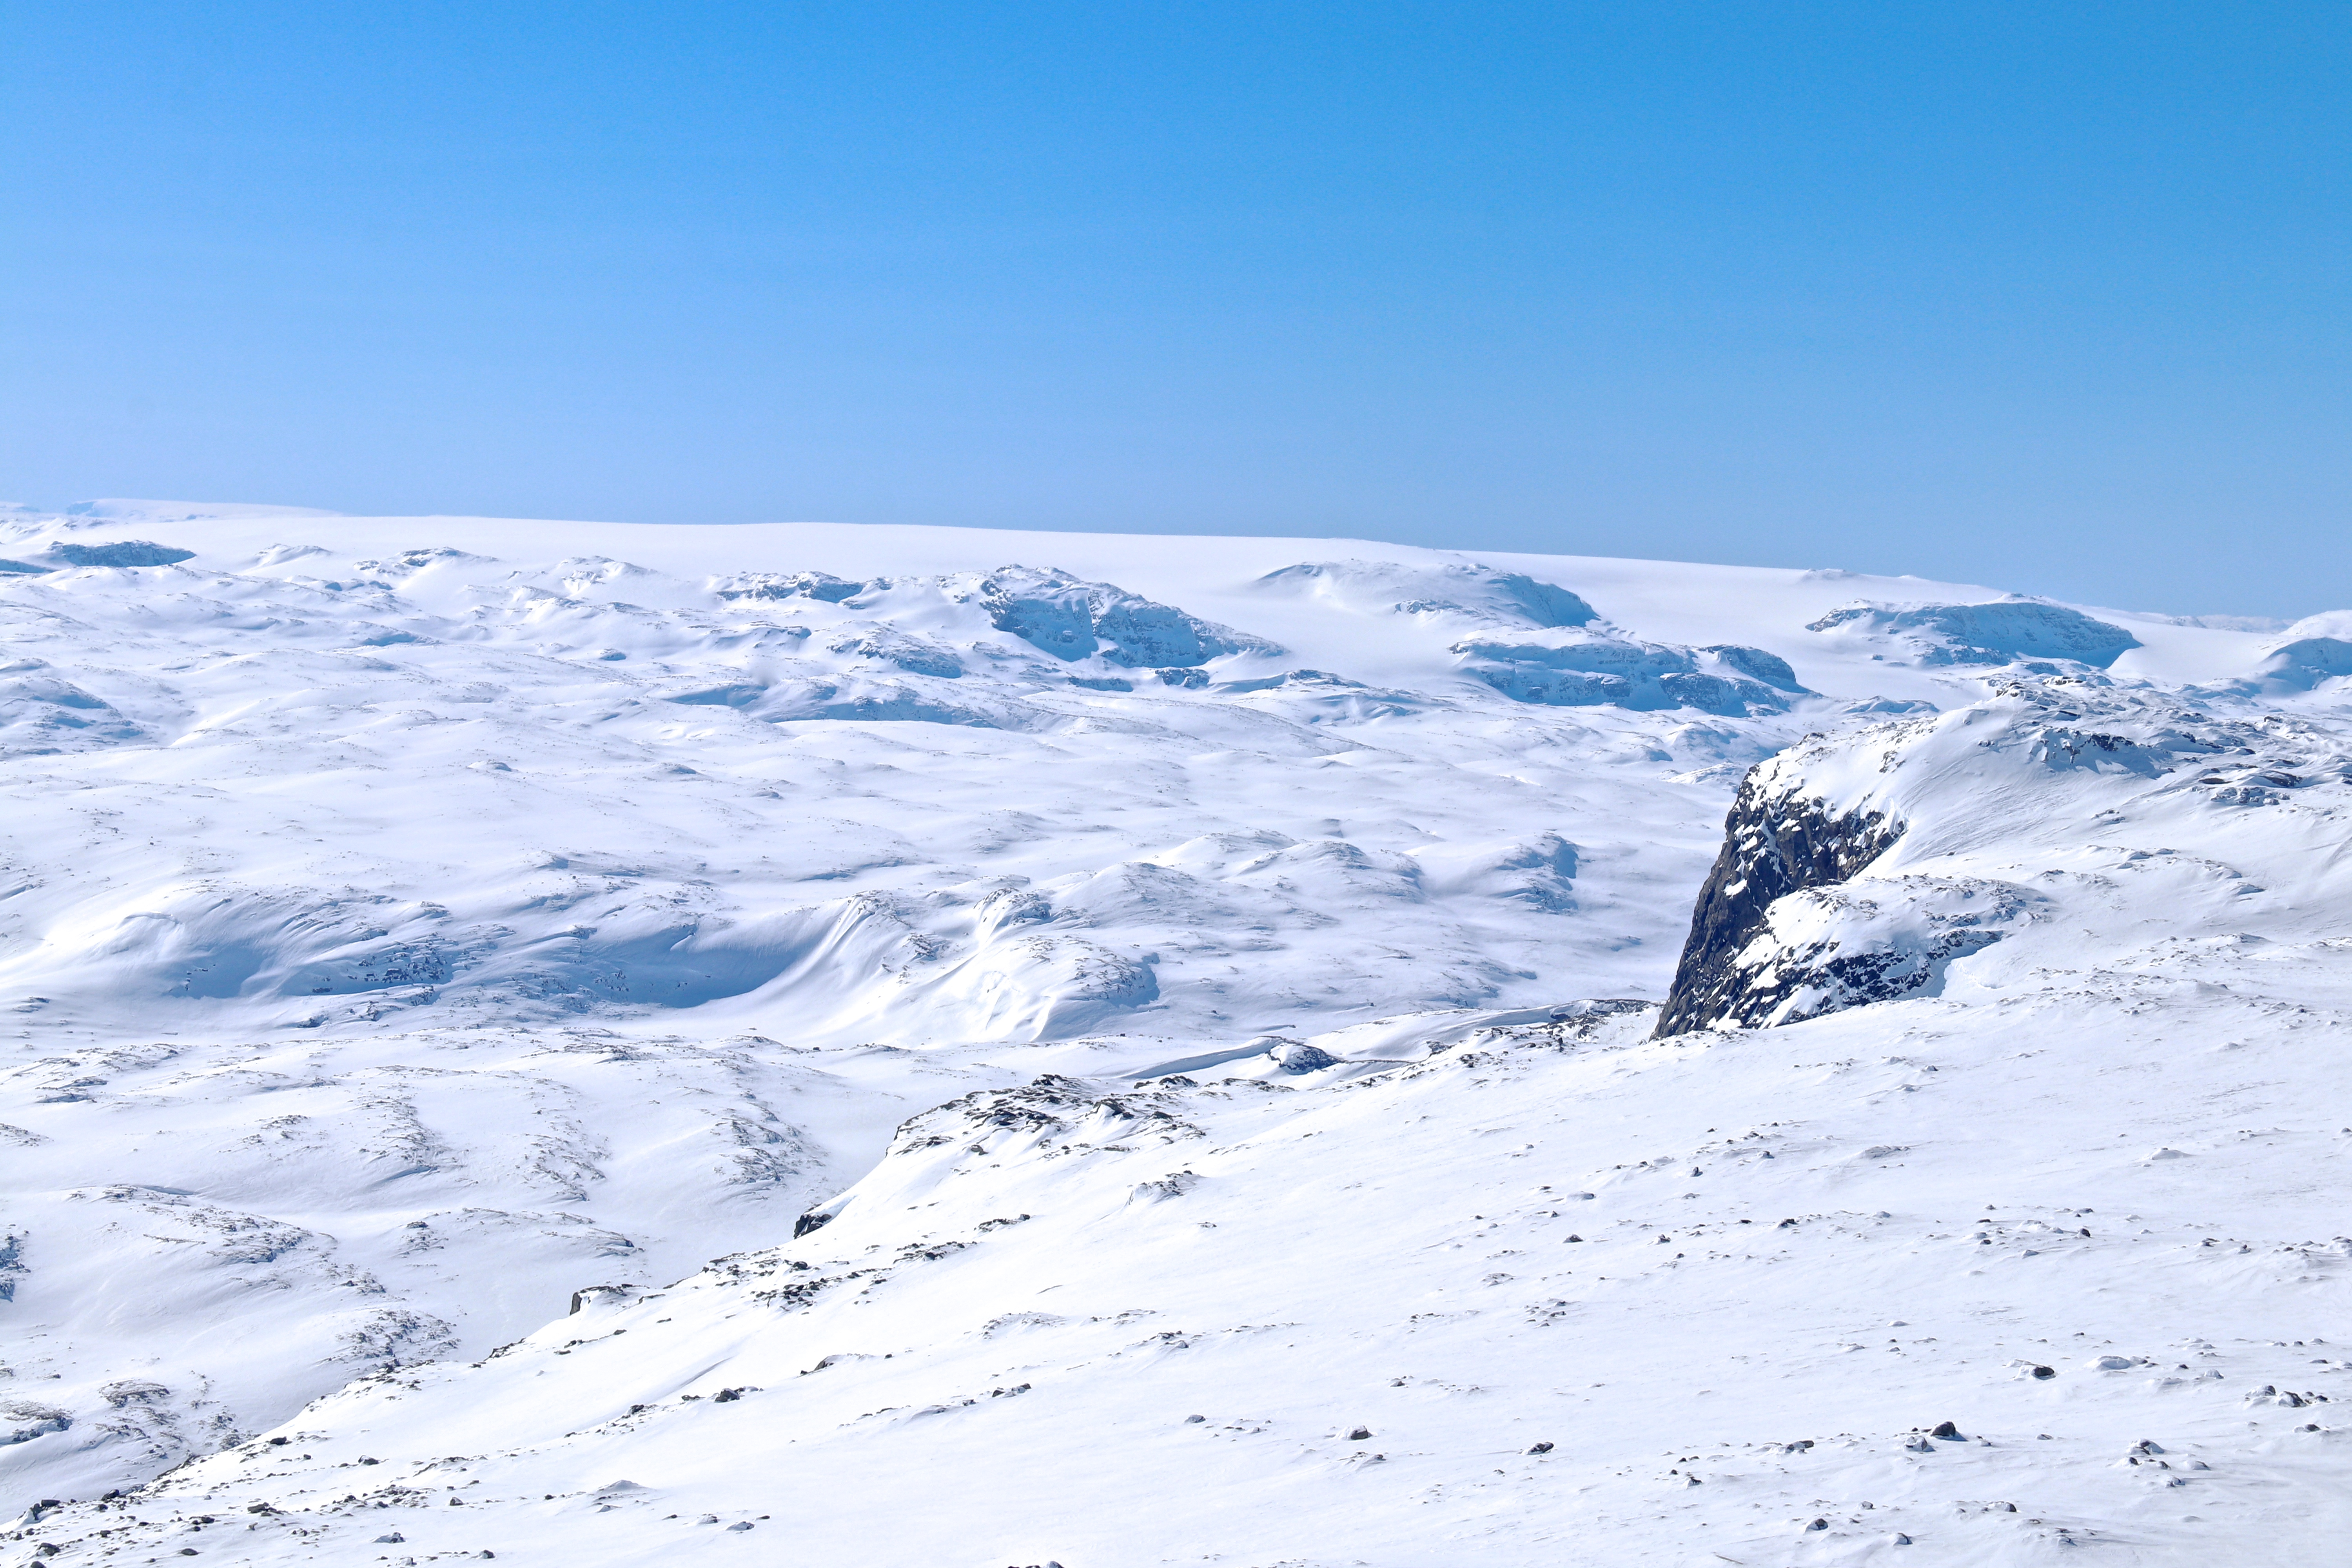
1, 502, 2349, 1566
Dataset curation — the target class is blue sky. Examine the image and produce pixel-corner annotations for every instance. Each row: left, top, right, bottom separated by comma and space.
4, 2, 2345, 615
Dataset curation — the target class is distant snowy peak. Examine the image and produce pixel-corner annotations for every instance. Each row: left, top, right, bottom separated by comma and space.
358, 545, 494, 579
1452, 632, 1810, 717
568, 558, 1287, 672
2128, 609, 2292, 633
2239, 613, 2352, 694
0, 538, 198, 571
972, 564, 1282, 667
2245, 635, 2352, 693
64, 498, 347, 523
1805, 597, 2141, 669
713, 568, 866, 604
1247, 559, 1817, 715
1253, 559, 1599, 628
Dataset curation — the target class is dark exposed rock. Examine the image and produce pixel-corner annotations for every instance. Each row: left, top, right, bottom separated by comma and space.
2, 1401, 72, 1445
1653, 768, 1904, 1037
567, 1285, 640, 1314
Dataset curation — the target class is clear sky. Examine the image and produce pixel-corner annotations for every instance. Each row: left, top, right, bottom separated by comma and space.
4, 2, 2345, 616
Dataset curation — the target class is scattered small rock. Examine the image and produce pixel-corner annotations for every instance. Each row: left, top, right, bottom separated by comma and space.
1348, 1426, 1373, 1441
1931, 1421, 1961, 1439
2032, 1366, 2056, 1379
1184, 1414, 1205, 1423
1527, 1441, 1553, 1454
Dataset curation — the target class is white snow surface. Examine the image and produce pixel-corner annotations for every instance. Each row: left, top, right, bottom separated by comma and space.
0, 506, 2347, 1566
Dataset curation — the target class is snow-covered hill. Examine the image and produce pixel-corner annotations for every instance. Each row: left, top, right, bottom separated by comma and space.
0, 502, 2346, 1565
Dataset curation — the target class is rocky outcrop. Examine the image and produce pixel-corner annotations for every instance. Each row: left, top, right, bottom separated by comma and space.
1651, 684, 2270, 1036
1652, 770, 1904, 1036
1662, 872, 2025, 1034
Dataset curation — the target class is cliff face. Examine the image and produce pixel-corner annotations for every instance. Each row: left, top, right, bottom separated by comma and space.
1649, 683, 2334, 1039
1651, 771, 1904, 1036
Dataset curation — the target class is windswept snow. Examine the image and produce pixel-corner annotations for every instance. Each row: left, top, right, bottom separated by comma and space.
0, 505, 2346, 1566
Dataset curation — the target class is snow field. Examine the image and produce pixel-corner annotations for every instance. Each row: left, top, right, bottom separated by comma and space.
0, 501, 2347, 1564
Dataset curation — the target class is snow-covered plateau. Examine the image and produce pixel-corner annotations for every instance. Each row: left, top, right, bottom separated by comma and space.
1, 499, 2348, 1566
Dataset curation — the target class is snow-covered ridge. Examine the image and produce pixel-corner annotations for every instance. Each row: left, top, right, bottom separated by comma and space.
0, 505, 2347, 1563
